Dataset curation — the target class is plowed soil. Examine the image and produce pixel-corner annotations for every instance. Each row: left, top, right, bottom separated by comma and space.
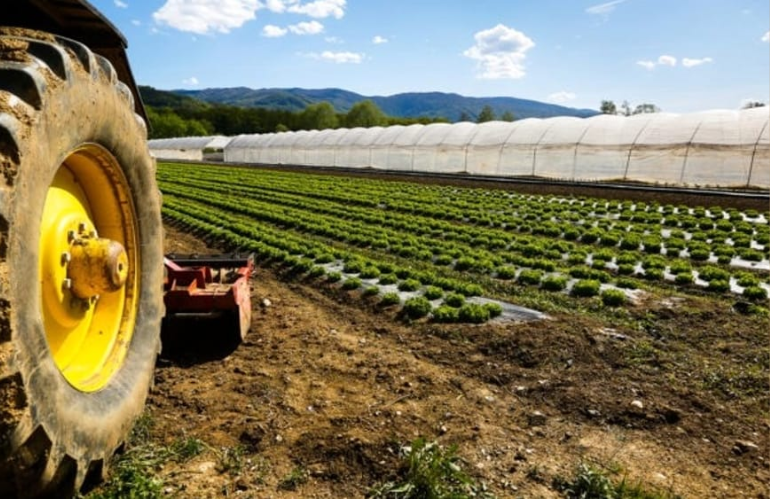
144, 223, 768, 498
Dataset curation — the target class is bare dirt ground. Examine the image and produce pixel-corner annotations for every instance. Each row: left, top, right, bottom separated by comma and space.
146, 223, 769, 498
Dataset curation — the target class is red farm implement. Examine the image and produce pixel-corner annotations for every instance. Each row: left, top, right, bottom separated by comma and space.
161, 253, 255, 358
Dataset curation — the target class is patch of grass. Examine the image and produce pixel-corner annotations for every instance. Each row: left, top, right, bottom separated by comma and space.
701, 363, 769, 399
626, 340, 659, 366
278, 466, 309, 491
169, 436, 205, 462
85, 447, 165, 499
84, 411, 167, 498
128, 411, 154, 446
216, 444, 245, 476
368, 437, 493, 499
553, 462, 682, 499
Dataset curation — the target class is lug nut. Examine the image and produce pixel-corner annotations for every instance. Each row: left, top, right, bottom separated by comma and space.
61, 252, 71, 265
62, 278, 72, 290
67, 230, 76, 243
78, 222, 87, 233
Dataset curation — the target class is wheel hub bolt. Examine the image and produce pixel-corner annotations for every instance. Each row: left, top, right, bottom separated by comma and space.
67, 235, 129, 300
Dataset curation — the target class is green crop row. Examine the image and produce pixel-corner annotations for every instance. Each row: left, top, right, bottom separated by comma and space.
158, 163, 770, 311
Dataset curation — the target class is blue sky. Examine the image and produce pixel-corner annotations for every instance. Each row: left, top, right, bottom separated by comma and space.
91, 0, 769, 113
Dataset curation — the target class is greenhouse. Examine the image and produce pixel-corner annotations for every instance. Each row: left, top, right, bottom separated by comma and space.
223, 108, 769, 188
149, 135, 232, 161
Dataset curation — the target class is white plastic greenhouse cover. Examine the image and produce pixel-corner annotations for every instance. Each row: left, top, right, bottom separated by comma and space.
149, 135, 233, 161
221, 108, 770, 188
149, 136, 231, 150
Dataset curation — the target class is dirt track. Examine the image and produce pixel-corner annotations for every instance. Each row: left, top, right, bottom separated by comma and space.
145, 224, 769, 498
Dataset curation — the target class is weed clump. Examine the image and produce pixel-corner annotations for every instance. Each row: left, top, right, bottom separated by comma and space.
369, 438, 492, 498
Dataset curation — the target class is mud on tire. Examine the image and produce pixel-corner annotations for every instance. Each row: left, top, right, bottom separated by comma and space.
0, 30, 163, 497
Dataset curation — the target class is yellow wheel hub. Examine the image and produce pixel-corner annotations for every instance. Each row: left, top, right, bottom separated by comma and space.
39, 145, 139, 392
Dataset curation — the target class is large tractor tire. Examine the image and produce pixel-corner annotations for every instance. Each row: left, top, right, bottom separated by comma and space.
0, 30, 163, 497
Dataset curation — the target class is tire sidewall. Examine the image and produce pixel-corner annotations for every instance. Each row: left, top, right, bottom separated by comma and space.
9, 64, 162, 461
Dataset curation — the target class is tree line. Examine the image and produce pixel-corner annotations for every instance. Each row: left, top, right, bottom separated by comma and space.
146, 98, 453, 139
142, 84, 518, 139
599, 100, 661, 116
599, 99, 765, 116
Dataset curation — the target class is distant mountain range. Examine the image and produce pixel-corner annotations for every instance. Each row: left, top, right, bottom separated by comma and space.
164, 86, 598, 121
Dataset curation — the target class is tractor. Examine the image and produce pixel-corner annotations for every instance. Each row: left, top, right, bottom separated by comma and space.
0, 1, 246, 496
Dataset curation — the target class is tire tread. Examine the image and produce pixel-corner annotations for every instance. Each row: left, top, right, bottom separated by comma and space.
0, 31, 159, 498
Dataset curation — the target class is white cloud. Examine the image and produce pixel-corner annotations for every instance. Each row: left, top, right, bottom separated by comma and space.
463, 24, 535, 79
657, 54, 677, 66
263, 24, 288, 37
153, 0, 259, 35
637, 55, 677, 70
372, 35, 388, 44
262, 0, 288, 13
682, 57, 713, 68
288, 0, 346, 19
325, 36, 343, 44
547, 91, 576, 103
636, 60, 656, 70
762, 31, 769, 42
289, 20, 324, 35
131, 19, 141, 26
263, 20, 323, 37
322, 51, 362, 63
586, 0, 626, 16
115, 0, 128, 8
307, 51, 363, 63
182, 76, 199, 85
